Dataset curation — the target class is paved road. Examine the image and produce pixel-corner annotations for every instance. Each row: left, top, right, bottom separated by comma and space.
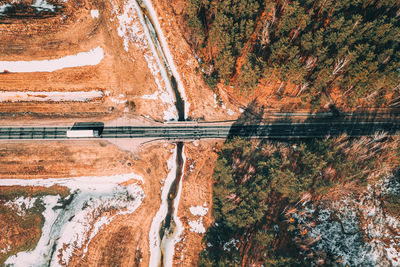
0, 121, 399, 140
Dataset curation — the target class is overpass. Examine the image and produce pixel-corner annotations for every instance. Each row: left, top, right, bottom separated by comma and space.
0, 121, 399, 140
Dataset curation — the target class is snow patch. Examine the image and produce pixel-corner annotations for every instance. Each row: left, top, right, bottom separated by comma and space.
0, 4, 12, 15
292, 177, 400, 266
52, 185, 144, 266
188, 218, 205, 234
5, 196, 37, 216
161, 145, 186, 267
189, 204, 208, 217
149, 147, 177, 266
0, 90, 104, 102
0, 46, 104, 73
32, 0, 56, 12
141, 0, 189, 118
111, 0, 177, 121
1, 173, 145, 266
5, 196, 61, 267
91, 9, 99, 18
0, 244, 11, 254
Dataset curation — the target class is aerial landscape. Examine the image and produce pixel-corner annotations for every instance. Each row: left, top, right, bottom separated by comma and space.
0, 0, 399, 266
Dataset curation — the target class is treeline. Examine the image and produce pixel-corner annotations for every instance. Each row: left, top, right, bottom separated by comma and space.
185, 0, 400, 107
198, 137, 389, 266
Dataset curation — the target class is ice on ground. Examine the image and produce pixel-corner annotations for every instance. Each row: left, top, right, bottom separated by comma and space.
141, 0, 189, 118
190, 204, 208, 217
149, 147, 177, 266
52, 184, 144, 266
5, 196, 37, 216
0, 4, 12, 15
5, 196, 62, 267
111, 94, 127, 104
111, 0, 177, 121
0, 46, 104, 73
223, 239, 239, 252
0, 244, 11, 254
188, 218, 205, 234
293, 176, 400, 266
0, 90, 104, 102
32, 0, 56, 12
161, 145, 186, 267
1, 173, 145, 266
227, 109, 236, 116
91, 9, 99, 18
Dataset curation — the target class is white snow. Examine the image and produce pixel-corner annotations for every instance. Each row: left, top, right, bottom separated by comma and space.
161, 145, 185, 267
111, 0, 177, 121
0, 90, 103, 102
5, 196, 37, 216
52, 184, 144, 265
149, 148, 177, 267
1, 173, 145, 266
141, 0, 189, 118
227, 109, 236, 116
91, 9, 99, 18
0, 4, 11, 15
189, 204, 208, 217
0, 244, 11, 254
149, 145, 186, 267
110, 95, 127, 104
0, 173, 143, 190
32, 0, 56, 12
0, 46, 104, 73
5, 196, 62, 267
188, 218, 205, 234
213, 93, 218, 109
293, 177, 400, 266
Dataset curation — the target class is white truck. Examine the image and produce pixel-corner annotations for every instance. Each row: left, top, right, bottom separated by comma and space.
66, 130, 97, 138
66, 122, 103, 138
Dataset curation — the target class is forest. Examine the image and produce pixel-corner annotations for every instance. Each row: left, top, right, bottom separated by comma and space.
198, 137, 400, 266
184, 0, 400, 108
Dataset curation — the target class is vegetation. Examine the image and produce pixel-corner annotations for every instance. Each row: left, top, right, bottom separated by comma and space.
0, 185, 70, 200
0, 185, 70, 265
185, 0, 400, 107
198, 137, 390, 266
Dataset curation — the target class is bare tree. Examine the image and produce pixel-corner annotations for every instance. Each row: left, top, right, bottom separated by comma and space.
332, 57, 348, 75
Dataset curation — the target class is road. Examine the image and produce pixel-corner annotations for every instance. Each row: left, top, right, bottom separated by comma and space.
0, 121, 399, 140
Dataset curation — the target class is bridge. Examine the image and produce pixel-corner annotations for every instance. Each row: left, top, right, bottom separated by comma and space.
0, 121, 399, 140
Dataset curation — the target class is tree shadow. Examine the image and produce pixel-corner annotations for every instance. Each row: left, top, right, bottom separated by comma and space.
225, 102, 400, 140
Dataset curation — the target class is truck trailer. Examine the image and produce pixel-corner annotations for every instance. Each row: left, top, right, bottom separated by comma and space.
66, 130, 96, 138
66, 122, 104, 138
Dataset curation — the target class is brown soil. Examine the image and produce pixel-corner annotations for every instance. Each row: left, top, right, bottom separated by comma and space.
146, 0, 240, 121
0, 140, 136, 178
0, 205, 42, 264
66, 141, 175, 266
173, 140, 220, 266
0, 0, 179, 123
0, 185, 70, 265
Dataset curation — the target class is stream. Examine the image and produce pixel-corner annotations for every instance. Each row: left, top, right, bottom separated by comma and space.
135, 1, 188, 266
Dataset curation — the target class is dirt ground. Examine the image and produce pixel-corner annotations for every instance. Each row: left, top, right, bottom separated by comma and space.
66, 141, 175, 267
0, 139, 178, 266
0, 140, 136, 178
0, 0, 186, 123
173, 140, 221, 266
